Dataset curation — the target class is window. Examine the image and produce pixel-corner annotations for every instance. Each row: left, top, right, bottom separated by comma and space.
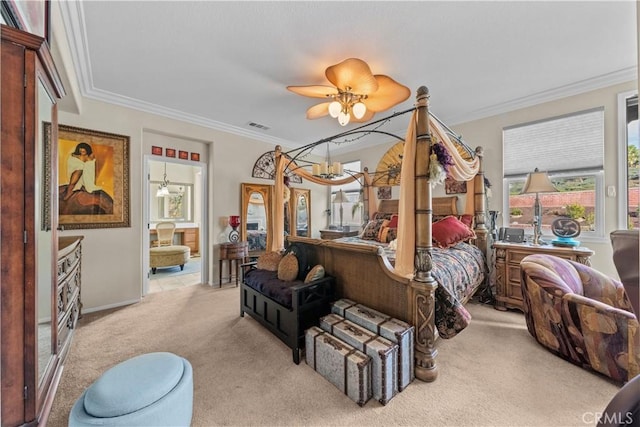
503, 108, 605, 239
330, 160, 362, 228
617, 91, 639, 229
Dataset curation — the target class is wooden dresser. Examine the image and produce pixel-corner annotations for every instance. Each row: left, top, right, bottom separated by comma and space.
57, 237, 83, 360
493, 242, 594, 311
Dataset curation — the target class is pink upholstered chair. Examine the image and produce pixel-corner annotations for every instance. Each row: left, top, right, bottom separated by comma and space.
520, 254, 639, 383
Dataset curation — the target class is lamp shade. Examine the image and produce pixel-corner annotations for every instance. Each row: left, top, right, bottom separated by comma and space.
521, 169, 557, 194
333, 190, 349, 204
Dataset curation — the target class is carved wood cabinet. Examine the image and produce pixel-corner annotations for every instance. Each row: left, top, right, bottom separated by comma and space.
493, 242, 594, 312
1, 25, 67, 426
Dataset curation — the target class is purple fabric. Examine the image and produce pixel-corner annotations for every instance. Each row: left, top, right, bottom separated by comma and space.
520, 254, 639, 383
243, 269, 303, 309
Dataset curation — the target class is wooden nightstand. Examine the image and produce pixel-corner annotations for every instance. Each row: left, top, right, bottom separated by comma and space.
319, 229, 359, 240
493, 242, 594, 312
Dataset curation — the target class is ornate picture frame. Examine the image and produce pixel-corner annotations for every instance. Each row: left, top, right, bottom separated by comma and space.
45, 123, 130, 229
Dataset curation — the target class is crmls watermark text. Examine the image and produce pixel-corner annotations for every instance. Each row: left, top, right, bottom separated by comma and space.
582, 412, 635, 425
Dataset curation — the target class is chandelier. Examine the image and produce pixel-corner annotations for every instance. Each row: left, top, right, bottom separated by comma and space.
328, 87, 367, 126
312, 144, 343, 179
156, 163, 170, 197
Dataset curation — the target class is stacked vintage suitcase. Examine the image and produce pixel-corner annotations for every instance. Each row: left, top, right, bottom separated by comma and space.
305, 298, 415, 406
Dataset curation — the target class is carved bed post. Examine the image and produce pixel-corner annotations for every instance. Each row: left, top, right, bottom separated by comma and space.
473, 147, 488, 258
362, 166, 370, 223
411, 85, 438, 382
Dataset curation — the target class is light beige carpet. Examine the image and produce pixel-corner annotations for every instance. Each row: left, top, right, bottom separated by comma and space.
48, 284, 620, 427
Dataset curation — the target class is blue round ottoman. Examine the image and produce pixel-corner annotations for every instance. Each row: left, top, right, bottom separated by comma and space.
69, 352, 193, 426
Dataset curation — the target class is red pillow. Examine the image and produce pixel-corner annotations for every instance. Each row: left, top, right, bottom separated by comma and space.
388, 214, 399, 229
458, 214, 474, 229
432, 216, 476, 248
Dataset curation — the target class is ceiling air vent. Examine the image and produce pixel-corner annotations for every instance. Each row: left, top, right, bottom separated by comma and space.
247, 122, 270, 131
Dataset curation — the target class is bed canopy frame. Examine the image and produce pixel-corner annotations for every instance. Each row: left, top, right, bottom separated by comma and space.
270, 86, 488, 382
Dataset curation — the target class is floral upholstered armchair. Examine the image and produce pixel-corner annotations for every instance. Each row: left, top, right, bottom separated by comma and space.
520, 254, 639, 383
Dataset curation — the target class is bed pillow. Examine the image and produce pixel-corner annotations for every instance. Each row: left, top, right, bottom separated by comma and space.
257, 251, 282, 271
362, 219, 389, 240
432, 216, 476, 248
458, 214, 474, 229
388, 214, 399, 229
277, 252, 299, 281
378, 226, 397, 243
373, 212, 394, 220
304, 264, 325, 283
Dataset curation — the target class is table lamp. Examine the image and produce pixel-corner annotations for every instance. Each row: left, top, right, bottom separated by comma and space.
332, 190, 349, 230
521, 168, 557, 245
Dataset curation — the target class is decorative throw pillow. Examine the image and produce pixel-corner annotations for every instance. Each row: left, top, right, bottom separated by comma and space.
277, 252, 299, 281
432, 216, 476, 248
388, 214, 399, 229
378, 226, 398, 243
304, 265, 325, 283
373, 212, 394, 220
362, 219, 389, 240
284, 242, 310, 280
257, 251, 282, 271
458, 214, 474, 229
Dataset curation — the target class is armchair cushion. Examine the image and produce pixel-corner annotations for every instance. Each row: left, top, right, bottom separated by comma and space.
521, 254, 639, 383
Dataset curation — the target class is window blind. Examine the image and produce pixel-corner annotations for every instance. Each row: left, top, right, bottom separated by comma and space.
503, 108, 604, 177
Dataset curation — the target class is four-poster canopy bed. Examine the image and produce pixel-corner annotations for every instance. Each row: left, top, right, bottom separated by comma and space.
264, 86, 488, 382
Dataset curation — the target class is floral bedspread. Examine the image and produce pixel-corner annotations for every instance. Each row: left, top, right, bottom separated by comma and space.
334, 237, 486, 338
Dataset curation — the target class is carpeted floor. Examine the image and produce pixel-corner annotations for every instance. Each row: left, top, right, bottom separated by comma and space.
48, 284, 620, 426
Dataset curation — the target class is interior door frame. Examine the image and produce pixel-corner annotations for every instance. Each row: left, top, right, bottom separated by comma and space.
142, 155, 208, 295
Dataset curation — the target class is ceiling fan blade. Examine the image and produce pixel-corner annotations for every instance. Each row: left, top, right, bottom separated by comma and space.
287, 85, 338, 99
325, 58, 378, 94
364, 75, 411, 112
306, 102, 331, 119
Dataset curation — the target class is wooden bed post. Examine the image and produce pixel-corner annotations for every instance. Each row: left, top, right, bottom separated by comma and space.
411, 85, 439, 382
473, 147, 489, 257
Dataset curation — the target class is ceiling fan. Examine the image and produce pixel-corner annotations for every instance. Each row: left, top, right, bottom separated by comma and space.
287, 58, 411, 126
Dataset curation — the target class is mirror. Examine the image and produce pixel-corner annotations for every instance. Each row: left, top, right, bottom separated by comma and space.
150, 181, 194, 222
241, 183, 272, 257
36, 78, 55, 386
290, 188, 311, 237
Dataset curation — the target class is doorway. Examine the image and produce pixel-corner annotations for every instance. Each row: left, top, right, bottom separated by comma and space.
143, 157, 207, 295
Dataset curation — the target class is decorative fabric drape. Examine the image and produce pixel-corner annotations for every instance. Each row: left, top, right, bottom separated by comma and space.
393, 111, 481, 277
430, 118, 480, 215
270, 147, 375, 252
393, 110, 418, 278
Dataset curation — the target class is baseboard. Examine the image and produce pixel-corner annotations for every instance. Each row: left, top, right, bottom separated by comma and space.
82, 298, 141, 314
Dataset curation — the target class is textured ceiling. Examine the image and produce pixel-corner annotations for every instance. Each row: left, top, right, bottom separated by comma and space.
57, 1, 637, 154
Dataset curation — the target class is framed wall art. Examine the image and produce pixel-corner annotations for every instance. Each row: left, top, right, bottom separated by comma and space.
151, 145, 162, 156
445, 177, 467, 194
165, 148, 176, 158
179, 150, 188, 160
191, 152, 200, 161
45, 123, 130, 229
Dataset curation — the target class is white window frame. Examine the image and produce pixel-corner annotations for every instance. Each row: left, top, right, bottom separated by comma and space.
503, 170, 605, 242
617, 89, 638, 229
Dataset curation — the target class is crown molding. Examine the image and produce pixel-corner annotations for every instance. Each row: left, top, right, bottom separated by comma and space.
446, 67, 638, 126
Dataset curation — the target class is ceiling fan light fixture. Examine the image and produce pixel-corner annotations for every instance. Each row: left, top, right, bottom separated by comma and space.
352, 101, 367, 119
328, 101, 341, 118
338, 111, 350, 126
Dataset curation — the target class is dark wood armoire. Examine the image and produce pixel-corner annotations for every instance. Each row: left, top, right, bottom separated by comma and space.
1, 24, 68, 426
